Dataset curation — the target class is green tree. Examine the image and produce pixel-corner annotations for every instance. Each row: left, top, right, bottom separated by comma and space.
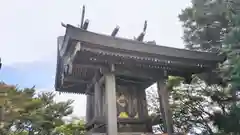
178, 0, 240, 134
148, 0, 240, 134
147, 77, 231, 134
15, 92, 74, 135
179, 0, 231, 52
0, 83, 75, 135
211, 1, 240, 134
0, 82, 37, 134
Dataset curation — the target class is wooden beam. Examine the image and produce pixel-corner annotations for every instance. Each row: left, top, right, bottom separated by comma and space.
59, 36, 71, 57
57, 83, 87, 94
63, 76, 90, 83
63, 42, 81, 75
116, 77, 151, 84
74, 63, 162, 80
74, 64, 106, 70
114, 65, 162, 80
85, 73, 104, 94
85, 74, 98, 94
76, 43, 215, 70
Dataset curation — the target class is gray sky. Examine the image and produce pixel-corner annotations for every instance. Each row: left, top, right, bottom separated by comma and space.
1, 0, 191, 64
0, 0, 191, 117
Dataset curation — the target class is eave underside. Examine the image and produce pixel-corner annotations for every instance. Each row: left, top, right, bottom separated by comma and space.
56, 46, 219, 94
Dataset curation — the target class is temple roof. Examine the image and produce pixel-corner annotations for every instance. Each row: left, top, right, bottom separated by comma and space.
61, 25, 223, 61
55, 24, 225, 94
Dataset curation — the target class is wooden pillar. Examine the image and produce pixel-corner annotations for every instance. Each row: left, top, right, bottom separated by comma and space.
138, 87, 148, 118
94, 81, 101, 117
101, 86, 106, 117
90, 95, 95, 121
157, 80, 174, 135
98, 76, 104, 117
157, 81, 167, 133
86, 95, 91, 122
99, 84, 103, 117
86, 94, 94, 123
105, 72, 118, 135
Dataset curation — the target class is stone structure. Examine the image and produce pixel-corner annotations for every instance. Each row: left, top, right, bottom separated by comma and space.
55, 24, 224, 135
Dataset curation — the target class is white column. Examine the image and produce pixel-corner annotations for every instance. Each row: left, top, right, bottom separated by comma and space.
157, 80, 174, 135
105, 72, 118, 135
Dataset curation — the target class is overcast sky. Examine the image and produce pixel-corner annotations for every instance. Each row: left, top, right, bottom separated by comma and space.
0, 0, 191, 117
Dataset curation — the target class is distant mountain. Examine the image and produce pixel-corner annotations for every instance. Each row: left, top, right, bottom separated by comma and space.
0, 60, 56, 89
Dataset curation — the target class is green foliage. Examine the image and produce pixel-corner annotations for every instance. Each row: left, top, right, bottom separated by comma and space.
0, 82, 85, 135
0, 83, 36, 131
212, 1, 240, 134
148, 77, 232, 134
147, 0, 240, 134
221, 12, 240, 90
166, 76, 184, 90
179, 0, 230, 51
53, 120, 85, 135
